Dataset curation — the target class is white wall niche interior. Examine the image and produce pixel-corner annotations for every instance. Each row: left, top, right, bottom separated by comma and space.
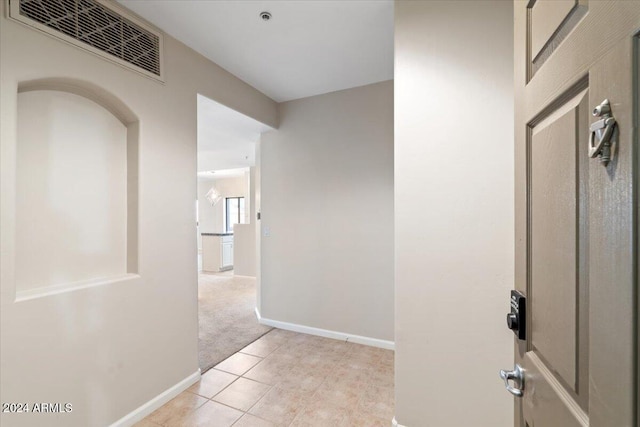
15, 87, 139, 301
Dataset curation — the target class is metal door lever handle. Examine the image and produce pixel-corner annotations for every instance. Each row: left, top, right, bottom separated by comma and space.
499, 364, 524, 397
589, 99, 617, 166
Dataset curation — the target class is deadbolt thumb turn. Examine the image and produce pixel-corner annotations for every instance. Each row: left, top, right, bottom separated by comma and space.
500, 364, 524, 397
589, 99, 617, 166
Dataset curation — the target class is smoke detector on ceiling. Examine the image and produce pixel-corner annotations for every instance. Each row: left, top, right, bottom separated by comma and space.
259, 11, 272, 21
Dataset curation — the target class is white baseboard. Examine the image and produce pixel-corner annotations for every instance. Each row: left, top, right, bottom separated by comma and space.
110, 369, 201, 427
254, 307, 394, 350
392, 416, 407, 427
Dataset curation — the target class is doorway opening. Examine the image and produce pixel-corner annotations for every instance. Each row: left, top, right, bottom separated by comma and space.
196, 93, 273, 373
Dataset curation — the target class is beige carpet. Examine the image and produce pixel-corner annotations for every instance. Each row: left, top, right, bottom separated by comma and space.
198, 272, 272, 373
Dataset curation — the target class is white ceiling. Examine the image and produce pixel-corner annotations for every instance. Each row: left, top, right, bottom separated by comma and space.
197, 167, 249, 181
197, 94, 272, 173
118, 0, 394, 102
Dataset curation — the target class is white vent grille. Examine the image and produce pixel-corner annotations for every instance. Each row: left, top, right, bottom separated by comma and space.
12, 0, 162, 78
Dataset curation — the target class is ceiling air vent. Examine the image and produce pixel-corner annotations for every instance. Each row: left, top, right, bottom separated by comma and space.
10, 0, 163, 81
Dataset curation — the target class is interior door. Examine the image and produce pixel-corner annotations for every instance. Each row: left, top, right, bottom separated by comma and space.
512, 1, 639, 426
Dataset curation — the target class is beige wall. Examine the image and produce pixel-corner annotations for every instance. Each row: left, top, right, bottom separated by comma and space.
260, 81, 394, 342
255, 141, 263, 313
394, 1, 514, 426
233, 224, 256, 277
0, 1, 276, 425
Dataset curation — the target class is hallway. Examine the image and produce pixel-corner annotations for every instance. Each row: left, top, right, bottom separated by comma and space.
0, 0, 544, 425
138, 330, 394, 426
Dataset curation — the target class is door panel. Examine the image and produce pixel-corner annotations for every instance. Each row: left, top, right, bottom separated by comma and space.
523, 352, 587, 427
524, 85, 590, 426
514, 1, 639, 426
528, 0, 588, 79
530, 90, 585, 394
530, 0, 576, 60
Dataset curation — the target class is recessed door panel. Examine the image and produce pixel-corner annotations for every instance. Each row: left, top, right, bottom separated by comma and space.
530, 95, 583, 391
530, 0, 576, 59
523, 88, 590, 426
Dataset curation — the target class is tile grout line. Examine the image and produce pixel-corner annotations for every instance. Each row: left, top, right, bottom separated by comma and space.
241, 336, 290, 425
229, 332, 293, 426
286, 339, 354, 427
141, 330, 394, 427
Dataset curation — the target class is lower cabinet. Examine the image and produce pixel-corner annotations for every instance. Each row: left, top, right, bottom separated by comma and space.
221, 237, 234, 270
202, 234, 234, 272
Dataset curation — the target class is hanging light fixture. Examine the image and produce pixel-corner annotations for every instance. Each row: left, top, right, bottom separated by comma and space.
205, 186, 221, 205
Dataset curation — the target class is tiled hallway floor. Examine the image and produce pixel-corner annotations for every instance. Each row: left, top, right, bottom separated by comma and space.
136, 329, 394, 427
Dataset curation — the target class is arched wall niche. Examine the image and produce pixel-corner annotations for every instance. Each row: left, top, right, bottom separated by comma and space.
18, 77, 138, 125
15, 78, 139, 300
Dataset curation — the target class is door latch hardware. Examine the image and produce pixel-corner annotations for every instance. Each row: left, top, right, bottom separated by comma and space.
589, 99, 617, 166
507, 290, 526, 340
500, 364, 524, 397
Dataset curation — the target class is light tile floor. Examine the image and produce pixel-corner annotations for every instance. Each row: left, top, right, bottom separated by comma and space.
137, 329, 394, 427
